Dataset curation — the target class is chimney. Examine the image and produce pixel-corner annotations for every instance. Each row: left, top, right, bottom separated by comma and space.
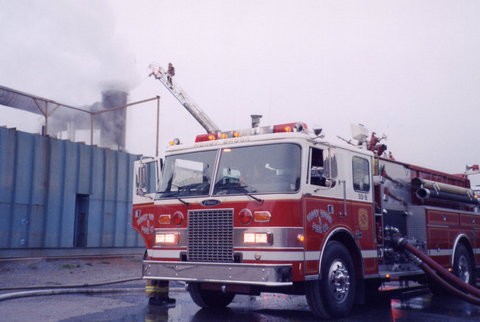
99, 90, 127, 151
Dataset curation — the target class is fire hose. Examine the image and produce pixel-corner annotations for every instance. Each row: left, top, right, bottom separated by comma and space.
0, 277, 185, 302
0, 287, 144, 302
0, 277, 141, 292
0, 277, 144, 302
394, 237, 480, 305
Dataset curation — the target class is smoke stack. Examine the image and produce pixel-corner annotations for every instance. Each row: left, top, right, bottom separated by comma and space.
98, 90, 127, 151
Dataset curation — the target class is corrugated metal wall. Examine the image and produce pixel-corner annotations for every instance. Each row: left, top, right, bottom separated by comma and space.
0, 127, 142, 249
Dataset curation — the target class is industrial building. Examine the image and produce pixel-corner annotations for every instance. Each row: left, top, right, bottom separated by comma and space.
0, 86, 150, 257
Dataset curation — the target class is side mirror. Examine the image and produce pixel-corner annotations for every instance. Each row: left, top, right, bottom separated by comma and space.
324, 178, 336, 188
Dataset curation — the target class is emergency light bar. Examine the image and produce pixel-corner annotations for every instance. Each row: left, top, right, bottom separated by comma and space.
195, 122, 308, 143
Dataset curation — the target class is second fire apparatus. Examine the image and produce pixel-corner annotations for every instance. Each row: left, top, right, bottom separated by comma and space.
132, 121, 480, 318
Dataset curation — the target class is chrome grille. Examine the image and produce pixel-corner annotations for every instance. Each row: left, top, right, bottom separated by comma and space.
188, 209, 234, 262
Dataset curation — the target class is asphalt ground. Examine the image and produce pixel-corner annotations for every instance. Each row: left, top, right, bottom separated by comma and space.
0, 255, 143, 289
1, 256, 480, 321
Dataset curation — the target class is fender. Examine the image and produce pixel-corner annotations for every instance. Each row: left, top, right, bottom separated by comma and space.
316, 226, 364, 280
451, 233, 472, 267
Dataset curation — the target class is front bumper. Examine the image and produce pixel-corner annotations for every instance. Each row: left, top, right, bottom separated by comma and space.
143, 260, 292, 286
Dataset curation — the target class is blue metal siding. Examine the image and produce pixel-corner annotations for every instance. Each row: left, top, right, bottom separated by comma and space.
44, 139, 64, 247
88, 148, 104, 247
0, 129, 15, 203
0, 129, 15, 247
77, 144, 92, 195
0, 127, 142, 249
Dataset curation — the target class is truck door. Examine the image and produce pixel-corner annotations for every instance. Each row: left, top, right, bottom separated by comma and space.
303, 146, 343, 275
350, 154, 376, 274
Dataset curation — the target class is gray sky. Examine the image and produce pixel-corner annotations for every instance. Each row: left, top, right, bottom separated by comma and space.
1, 0, 479, 186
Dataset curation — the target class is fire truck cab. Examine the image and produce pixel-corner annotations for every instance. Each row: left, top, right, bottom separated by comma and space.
132, 122, 480, 319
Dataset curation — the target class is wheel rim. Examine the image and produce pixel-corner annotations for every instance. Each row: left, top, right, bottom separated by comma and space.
328, 259, 351, 303
457, 254, 470, 283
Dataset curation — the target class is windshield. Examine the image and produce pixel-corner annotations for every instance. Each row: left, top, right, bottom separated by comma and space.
156, 150, 216, 198
213, 144, 301, 195
156, 143, 301, 199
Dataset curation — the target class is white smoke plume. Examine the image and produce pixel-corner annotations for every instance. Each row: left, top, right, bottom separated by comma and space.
0, 1, 141, 106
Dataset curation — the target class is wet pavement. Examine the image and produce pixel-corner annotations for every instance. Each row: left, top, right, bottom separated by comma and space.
1, 256, 480, 321
2, 289, 479, 321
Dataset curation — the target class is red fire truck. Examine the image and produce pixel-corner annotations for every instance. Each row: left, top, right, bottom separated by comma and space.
132, 122, 480, 319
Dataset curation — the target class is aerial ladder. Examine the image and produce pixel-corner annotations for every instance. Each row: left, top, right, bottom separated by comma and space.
148, 64, 220, 134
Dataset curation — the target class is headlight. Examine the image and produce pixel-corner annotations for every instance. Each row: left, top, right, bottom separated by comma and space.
243, 232, 273, 245
155, 232, 179, 245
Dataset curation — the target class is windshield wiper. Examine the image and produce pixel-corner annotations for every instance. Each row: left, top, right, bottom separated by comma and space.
246, 193, 264, 204
241, 185, 264, 203
214, 182, 264, 203
176, 197, 190, 206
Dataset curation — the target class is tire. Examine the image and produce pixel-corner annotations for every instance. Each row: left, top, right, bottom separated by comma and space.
305, 241, 357, 319
188, 283, 235, 308
453, 243, 475, 285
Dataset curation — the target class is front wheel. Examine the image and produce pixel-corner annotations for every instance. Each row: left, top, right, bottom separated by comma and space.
305, 241, 357, 319
188, 283, 235, 308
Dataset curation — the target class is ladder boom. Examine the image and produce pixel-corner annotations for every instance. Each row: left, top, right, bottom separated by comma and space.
148, 64, 220, 134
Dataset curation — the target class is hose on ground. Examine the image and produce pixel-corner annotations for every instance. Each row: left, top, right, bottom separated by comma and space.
0, 284, 184, 302
395, 237, 480, 304
0, 287, 143, 301
397, 237, 480, 298
0, 277, 142, 291
418, 260, 480, 305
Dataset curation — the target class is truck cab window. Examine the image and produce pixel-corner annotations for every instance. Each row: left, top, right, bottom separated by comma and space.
352, 156, 370, 192
310, 148, 326, 186
310, 147, 337, 188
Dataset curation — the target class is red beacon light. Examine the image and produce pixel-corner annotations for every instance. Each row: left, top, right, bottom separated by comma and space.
195, 133, 218, 142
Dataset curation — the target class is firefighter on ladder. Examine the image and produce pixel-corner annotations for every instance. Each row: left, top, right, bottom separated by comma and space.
167, 63, 175, 87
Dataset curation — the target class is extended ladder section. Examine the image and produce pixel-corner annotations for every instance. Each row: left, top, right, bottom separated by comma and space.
148, 64, 220, 134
